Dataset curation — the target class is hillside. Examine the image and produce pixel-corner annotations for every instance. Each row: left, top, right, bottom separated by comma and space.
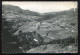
2, 5, 78, 53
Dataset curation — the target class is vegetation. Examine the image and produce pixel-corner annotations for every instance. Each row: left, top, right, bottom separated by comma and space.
2, 5, 78, 53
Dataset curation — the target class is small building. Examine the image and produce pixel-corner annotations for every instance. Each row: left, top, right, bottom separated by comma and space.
39, 21, 52, 30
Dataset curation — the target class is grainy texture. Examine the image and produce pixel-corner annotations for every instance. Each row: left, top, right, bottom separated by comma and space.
2, 2, 78, 53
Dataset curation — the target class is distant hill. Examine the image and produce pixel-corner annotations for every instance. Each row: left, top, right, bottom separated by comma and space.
2, 5, 77, 22
23, 10, 40, 16
2, 5, 42, 22
2, 5, 23, 13
2, 5, 40, 16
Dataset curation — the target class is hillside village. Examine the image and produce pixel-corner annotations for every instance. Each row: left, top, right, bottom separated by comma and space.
2, 5, 78, 53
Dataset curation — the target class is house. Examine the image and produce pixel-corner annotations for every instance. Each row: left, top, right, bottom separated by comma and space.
39, 21, 53, 30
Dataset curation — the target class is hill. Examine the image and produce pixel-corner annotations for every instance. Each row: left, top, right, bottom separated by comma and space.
2, 5, 78, 53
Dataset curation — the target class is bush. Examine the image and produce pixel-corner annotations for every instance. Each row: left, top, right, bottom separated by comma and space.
60, 37, 75, 48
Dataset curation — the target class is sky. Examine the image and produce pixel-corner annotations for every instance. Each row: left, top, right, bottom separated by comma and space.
2, 1, 77, 13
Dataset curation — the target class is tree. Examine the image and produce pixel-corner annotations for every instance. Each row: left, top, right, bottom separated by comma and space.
2, 18, 21, 53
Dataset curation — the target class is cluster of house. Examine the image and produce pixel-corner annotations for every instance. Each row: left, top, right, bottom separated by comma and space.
28, 21, 53, 31
14, 21, 53, 35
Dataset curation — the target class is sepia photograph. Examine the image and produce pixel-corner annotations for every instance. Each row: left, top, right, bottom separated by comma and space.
2, 1, 78, 53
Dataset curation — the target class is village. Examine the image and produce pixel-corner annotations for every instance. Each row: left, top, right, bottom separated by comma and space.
2, 3, 78, 53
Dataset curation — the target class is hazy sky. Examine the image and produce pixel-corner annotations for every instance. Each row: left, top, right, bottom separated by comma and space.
2, 1, 77, 13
